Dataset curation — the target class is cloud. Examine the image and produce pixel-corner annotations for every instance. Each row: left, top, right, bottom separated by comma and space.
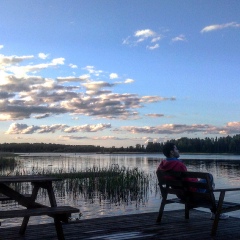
82, 81, 115, 91
172, 34, 187, 42
121, 122, 240, 135
201, 22, 240, 33
109, 73, 118, 79
69, 63, 78, 69
0, 102, 67, 120
0, 92, 15, 99
59, 135, 88, 140
38, 53, 49, 59
0, 51, 174, 121
5, 123, 110, 134
34, 113, 51, 119
145, 113, 164, 118
147, 44, 159, 50
151, 37, 162, 43
0, 45, 3, 49
134, 29, 156, 38
64, 123, 111, 133
5, 123, 41, 134
83, 66, 103, 76
140, 96, 176, 103
124, 78, 134, 84
57, 75, 89, 83
123, 29, 162, 50
2, 57, 65, 78
92, 136, 127, 141
0, 54, 34, 66
60, 93, 142, 120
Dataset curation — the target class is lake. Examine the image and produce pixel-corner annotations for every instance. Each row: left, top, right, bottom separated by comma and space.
1, 153, 240, 228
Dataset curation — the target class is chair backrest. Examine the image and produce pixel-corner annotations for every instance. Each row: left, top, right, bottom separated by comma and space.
156, 170, 216, 209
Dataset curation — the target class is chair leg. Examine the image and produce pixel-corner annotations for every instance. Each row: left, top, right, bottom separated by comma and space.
156, 197, 167, 223
185, 204, 189, 219
211, 191, 225, 236
211, 213, 220, 236
54, 217, 65, 240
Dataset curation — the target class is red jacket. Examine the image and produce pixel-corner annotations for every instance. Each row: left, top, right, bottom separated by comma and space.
157, 159, 198, 192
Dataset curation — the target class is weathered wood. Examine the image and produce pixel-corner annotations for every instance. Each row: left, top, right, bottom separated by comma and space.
0, 175, 61, 183
0, 194, 31, 201
0, 210, 239, 239
0, 206, 79, 219
156, 170, 240, 236
0, 175, 78, 240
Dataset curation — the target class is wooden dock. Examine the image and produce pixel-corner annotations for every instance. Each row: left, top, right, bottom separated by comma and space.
0, 209, 239, 239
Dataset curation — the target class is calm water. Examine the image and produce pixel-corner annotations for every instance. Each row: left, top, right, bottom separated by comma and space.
1, 153, 240, 228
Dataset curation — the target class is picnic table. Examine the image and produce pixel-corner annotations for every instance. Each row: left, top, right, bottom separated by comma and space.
0, 175, 79, 240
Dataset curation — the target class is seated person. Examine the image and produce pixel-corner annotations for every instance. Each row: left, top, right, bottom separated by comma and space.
157, 142, 228, 220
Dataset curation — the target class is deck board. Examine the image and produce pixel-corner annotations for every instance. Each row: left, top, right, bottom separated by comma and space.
0, 209, 239, 239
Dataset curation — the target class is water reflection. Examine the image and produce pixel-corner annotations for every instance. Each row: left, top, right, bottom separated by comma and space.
0, 153, 240, 227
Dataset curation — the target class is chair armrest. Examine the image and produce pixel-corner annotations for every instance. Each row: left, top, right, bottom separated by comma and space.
213, 187, 240, 192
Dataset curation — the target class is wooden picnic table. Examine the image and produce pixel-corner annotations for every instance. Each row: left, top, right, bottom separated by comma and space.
0, 175, 79, 240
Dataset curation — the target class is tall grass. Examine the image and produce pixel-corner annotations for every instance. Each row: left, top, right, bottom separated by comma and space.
0, 154, 18, 175
11, 164, 152, 207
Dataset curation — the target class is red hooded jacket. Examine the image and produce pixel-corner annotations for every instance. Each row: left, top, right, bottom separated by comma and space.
157, 159, 198, 193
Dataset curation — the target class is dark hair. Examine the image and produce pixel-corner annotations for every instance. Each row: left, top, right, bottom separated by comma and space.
162, 142, 175, 157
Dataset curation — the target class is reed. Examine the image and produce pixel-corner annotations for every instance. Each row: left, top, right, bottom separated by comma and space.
12, 164, 152, 206
0, 155, 18, 174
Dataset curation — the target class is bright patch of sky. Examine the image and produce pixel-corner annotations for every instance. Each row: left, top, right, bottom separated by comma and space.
0, 0, 240, 147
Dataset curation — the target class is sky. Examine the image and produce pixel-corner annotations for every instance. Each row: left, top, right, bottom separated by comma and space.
0, 0, 240, 148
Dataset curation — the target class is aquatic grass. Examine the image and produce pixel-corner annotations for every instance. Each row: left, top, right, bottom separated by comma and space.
0, 154, 19, 175
9, 164, 152, 208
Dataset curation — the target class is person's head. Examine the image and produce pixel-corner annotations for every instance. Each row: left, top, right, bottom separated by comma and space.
162, 142, 180, 158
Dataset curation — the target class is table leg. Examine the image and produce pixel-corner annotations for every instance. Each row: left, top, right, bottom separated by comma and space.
46, 182, 57, 207
19, 184, 40, 234
46, 182, 66, 240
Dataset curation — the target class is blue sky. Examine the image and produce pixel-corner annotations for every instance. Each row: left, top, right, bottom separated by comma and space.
0, 0, 240, 147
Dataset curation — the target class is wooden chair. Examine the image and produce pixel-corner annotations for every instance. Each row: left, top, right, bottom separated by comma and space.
156, 170, 240, 236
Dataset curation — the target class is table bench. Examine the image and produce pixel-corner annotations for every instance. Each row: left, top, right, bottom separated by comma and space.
0, 193, 31, 201
0, 175, 80, 240
156, 170, 240, 236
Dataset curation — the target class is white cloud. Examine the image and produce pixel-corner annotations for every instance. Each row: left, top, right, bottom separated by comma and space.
5, 123, 111, 134
140, 96, 176, 103
59, 135, 88, 140
82, 81, 115, 91
124, 78, 134, 84
172, 34, 187, 42
64, 123, 111, 133
92, 136, 127, 141
145, 113, 164, 118
5, 123, 40, 134
2, 56, 65, 78
34, 113, 50, 119
0, 54, 34, 66
123, 29, 162, 50
83, 65, 103, 76
0, 45, 3, 49
38, 53, 49, 59
147, 44, 159, 50
151, 37, 162, 43
135, 29, 156, 38
57, 75, 89, 83
52, 58, 65, 65
122, 36, 131, 45
0, 50, 175, 121
201, 22, 240, 33
109, 73, 118, 79
69, 63, 78, 69
121, 122, 240, 135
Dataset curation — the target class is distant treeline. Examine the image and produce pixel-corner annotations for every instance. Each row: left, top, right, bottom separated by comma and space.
0, 134, 240, 154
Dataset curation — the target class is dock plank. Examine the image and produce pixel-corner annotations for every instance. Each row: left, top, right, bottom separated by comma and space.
0, 210, 239, 239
